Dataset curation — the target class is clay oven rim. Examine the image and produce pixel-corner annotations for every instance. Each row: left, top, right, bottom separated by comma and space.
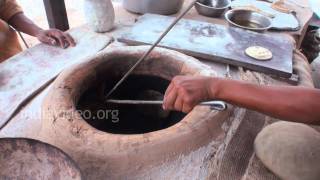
43, 46, 220, 143
40, 46, 230, 179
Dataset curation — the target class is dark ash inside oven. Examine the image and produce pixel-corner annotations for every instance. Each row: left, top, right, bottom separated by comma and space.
77, 74, 186, 134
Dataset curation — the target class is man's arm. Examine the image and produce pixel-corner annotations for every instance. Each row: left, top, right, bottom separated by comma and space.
8, 13, 75, 48
163, 76, 320, 125
7, 13, 42, 37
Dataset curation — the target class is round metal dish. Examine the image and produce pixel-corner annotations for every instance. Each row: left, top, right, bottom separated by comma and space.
122, 0, 184, 15
225, 9, 272, 32
0, 138, 82, 180
195, 0, 231, 17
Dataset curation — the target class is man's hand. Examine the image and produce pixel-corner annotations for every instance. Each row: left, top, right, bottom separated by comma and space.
8, 13, 76, 49
163, 76, 217, 113
36, 29, 76, 48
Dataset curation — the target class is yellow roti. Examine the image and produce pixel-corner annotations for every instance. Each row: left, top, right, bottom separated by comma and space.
245, 46, 273, 61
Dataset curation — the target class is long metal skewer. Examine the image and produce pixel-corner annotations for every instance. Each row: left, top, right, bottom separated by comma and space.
104, 0, 198, 100
106, 99, 227, 111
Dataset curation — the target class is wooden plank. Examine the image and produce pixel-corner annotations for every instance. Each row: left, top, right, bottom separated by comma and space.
0, 27, 113, 129
119, 14, 294, 77
43, 0, 69, 31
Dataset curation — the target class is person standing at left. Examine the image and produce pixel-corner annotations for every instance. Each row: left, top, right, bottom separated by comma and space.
0, 0, 76, 62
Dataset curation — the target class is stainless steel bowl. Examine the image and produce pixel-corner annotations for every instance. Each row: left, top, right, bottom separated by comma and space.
195, 0, 231, 18
123, 0, 184, 15
225, 9, 272, 32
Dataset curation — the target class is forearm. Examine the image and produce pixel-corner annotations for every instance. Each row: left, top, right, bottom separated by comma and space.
6, 12, 75, 48
8, 13, 43, 37
211, 78, 320, 125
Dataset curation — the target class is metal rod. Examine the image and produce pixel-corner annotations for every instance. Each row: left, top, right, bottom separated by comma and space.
17, 31, 30, 49
106, 99, 227, 111
104, 0, 198, 100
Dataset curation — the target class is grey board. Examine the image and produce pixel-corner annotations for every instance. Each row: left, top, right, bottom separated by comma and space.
118, 14, 294, 77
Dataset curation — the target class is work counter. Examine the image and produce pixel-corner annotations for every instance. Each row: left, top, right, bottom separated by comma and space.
0, 0, 315, 179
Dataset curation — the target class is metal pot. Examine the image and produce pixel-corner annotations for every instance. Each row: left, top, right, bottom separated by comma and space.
195, 0, 231, 18
123, 0, 184, 15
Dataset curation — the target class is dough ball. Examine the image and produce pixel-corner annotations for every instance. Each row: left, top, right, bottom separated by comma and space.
255, 121, 320, 180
